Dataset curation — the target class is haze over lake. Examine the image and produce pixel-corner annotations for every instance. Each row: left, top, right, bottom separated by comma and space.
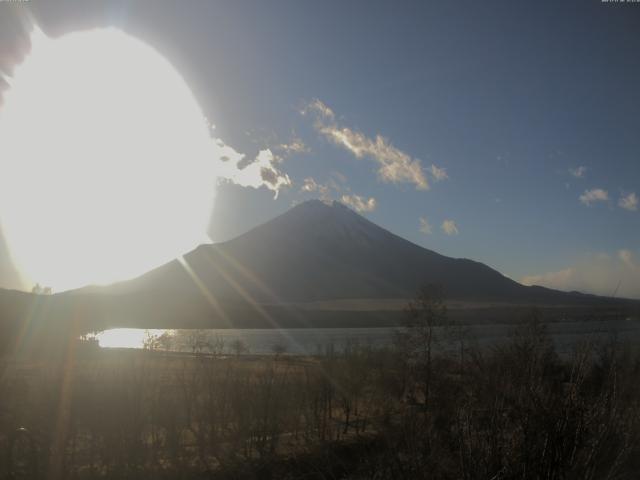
96, 319, 640, 356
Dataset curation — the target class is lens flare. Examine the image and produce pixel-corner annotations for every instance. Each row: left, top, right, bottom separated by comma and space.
0, 28, 217, 291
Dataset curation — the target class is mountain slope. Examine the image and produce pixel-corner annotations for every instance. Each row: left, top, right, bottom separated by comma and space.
3, 200, 637, 337
189, 200, 522, 302
105, 200, 611, 305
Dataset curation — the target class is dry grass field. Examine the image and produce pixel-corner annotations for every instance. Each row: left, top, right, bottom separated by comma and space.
2, 304, 640, 479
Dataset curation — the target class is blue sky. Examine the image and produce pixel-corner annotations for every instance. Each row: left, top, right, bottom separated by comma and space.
1, 0, 639, 297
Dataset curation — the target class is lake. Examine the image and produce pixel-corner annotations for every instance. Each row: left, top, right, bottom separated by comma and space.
94, 318, 640, 356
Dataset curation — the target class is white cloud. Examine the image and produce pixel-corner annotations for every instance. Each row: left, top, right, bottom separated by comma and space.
300, 176, 330, 197
340, 194, 377, 213
522, 267, 575, 290
215, 141, 291, 198
619, 249, 634, 268
301, 175, 374, 213
619, 192, 638, 211
521, 249, 640, 299
579, 188, 608, 206
441, 219, 459, 235
419, 217, 432, 235
300, 177, 319, 193
429, 164, 448, 181
569, 166, 587, 178
303, 99, 429, 190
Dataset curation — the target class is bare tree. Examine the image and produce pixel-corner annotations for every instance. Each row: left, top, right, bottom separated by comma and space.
400, 284, 448, 409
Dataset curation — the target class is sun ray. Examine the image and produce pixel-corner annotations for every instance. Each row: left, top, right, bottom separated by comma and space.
212, 247, 315, 328
199, 250, 308, 353
177, 255, 233, 328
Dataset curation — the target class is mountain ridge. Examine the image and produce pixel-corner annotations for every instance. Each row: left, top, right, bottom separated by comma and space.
84, 199, 628, 305
1, 199, 637, 338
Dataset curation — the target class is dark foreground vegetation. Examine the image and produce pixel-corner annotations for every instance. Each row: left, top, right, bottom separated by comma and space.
1, 287, 640, 479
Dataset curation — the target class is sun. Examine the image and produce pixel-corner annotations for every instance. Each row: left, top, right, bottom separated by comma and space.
0, 28, 217, 292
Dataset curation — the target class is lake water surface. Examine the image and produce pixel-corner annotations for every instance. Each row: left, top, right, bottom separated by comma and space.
94, 319, 640, 356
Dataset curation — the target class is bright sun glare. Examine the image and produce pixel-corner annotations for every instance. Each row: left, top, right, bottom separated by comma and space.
0, 28, 217, 292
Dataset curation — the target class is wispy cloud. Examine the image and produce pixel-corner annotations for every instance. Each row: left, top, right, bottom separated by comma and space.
569, 166, 587, 178
521, 249, 640, 299
301, 173, 375, 212
429, 164, 448, 181
419, 217, 432, 235
300, 177, 329, 198
579, 188, 608, 206
441, 219, 459, 235
302, 98, 335, 120
275, 137, 309, 156
330, 170, 348, 184
340, 194, 377, 213
619, 192, 638, 212
619, 248, 634, 268
302, 99, 429, 190
300, 177, 320, 193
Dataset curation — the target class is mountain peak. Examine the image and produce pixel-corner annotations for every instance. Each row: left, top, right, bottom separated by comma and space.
292, 198, 351, 212
249, 198, 382, 248
200, 198, 532, 302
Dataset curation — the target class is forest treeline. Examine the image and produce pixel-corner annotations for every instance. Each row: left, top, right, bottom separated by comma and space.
0, 286, 639, 479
